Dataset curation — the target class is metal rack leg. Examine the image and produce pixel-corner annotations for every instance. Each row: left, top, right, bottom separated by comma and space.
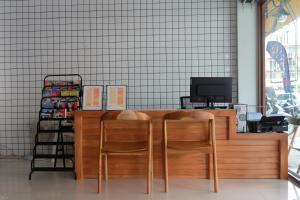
29, 160, 34, 180
60, 131, 66, 169
29, 171, 33, 180
54, 131, 60, 168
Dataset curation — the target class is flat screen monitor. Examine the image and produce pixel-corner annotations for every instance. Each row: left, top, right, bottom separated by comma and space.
190, 77, 232, 108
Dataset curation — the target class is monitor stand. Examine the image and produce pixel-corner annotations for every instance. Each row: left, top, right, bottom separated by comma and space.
206, 97, 215, 109
194, 97, 227, 110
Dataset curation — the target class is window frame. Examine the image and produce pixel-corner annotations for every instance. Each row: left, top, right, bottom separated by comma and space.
257, 1, 266, 113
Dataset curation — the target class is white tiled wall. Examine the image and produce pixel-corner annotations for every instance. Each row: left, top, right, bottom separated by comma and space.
0, 0, 237, 156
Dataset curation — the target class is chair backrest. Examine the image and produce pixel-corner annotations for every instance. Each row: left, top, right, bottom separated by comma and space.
101, 110, 151, 121
163, 110, 215, 142
164, 110, 214, 121
101, 110, 152, 142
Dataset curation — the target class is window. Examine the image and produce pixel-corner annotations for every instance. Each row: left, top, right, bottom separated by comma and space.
259, 0, 300, 116
258, 0, 300, 177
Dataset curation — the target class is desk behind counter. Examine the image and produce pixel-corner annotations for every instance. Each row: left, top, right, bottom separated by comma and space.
74, 109, 287, 180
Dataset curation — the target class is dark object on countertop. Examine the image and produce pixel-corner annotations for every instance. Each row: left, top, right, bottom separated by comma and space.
247, 115, 288, 133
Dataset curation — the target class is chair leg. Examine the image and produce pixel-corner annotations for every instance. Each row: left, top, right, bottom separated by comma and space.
208, 154, 213, 179
212, 150, 218, 193
164, 146, 169, 192
98, 151, 103, 193
104, 154, 108, 183
289, 126, 298, 155
297, 164, 300, 174
150, 148, 154, 192
147, 150, 151, 194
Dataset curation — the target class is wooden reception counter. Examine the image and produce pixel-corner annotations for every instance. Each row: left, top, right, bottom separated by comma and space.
74, 109, 288, 180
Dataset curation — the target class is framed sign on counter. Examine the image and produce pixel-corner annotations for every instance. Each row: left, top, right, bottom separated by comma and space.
106, 85, 127, 110
82, 85, 103, 110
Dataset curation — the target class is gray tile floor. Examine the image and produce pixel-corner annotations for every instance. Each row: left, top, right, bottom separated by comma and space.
0, 159, 298, 200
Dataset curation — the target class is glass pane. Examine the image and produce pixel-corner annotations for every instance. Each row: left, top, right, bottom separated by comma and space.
264, 0, 300, 175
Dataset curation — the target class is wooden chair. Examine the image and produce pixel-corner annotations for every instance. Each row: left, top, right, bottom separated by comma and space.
98, 110, 153, 194
163, 110, 218, 192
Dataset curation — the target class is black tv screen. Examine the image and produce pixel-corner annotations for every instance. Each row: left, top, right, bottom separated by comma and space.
190, 77, 232, 105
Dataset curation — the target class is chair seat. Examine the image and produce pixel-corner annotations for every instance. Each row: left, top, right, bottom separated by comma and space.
167, 141, 211, 153
103, 141, 148, 153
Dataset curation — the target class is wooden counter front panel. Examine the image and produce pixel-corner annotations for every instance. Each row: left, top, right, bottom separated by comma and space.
79, 141, 280, 179
217, 140, 279, 178
80, 116, 101, 178
74, 110, 287, 179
